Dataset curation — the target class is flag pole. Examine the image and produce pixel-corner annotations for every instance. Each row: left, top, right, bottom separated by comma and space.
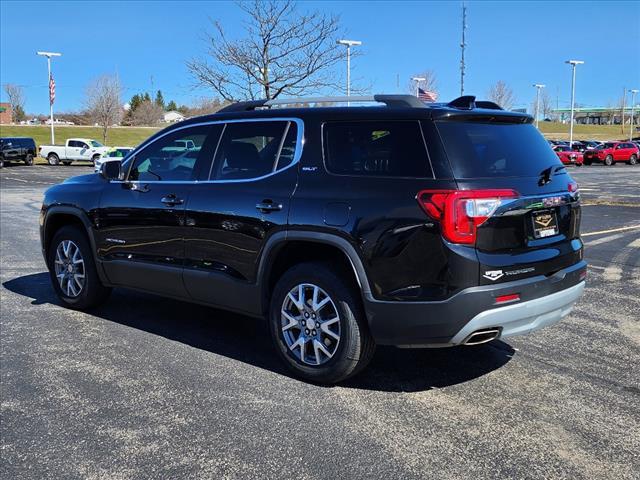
48, 57, 54, 145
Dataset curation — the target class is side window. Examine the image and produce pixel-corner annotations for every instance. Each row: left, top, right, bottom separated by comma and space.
210, 121, 293, 181
81, 143, 89, 149
68, 140, 79, 148
323, 121, 432, 177
128, 125, 212, 182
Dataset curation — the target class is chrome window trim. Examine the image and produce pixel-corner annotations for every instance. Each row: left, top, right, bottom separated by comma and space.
115, 117, 304, 185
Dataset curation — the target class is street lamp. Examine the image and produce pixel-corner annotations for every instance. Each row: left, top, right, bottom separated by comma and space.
565, 60, 584, 148
533, 84, 546, 128
629, 89, 639, 141
336, 39, 362, 103
37, 51, 62, 144
411, 77, 426, 98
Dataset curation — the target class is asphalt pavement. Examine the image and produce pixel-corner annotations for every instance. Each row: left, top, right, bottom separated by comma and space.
1, 164, 639, 479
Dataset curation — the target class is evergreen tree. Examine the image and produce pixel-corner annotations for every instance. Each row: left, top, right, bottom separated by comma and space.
155, 90, 165, 109
166, 100, 178, 112
143, 92, 151, 102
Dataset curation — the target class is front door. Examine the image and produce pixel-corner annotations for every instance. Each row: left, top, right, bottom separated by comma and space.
95, 124, 218, 297
183, 119, 301, 315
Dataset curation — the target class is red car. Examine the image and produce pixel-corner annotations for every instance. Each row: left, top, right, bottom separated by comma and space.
553, 145, 583, 166
583, 142, 639, 166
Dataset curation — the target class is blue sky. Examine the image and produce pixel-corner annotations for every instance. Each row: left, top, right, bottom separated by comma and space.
1, 0, 639, 114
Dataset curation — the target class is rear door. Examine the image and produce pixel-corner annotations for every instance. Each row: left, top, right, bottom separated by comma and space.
182, 119, 301, 315
66, 140, 82, 160
435, 119, 582, 285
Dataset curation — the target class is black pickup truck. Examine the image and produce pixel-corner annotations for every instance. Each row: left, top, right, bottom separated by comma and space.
0, 137, 37, 167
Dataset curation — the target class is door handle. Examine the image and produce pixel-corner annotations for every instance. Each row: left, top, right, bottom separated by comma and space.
161, 195, 184, 206
256, 200, 283, 213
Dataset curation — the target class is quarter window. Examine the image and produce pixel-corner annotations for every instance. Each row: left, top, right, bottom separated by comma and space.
323, 121, 432, 177
128, 125, 212, 182
210, 121, 296, 180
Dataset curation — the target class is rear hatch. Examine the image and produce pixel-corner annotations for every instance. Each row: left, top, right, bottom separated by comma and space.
435, 116, 583, 285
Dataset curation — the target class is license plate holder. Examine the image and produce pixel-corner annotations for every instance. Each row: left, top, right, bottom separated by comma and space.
531, 209, 559, 238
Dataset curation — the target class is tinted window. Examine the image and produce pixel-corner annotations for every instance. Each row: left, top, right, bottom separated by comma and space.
323, 121, 432, 177
68, 141, 80, 148
210, 121, 291, 180
128, 126, 211, 181
436, 121, 562, 178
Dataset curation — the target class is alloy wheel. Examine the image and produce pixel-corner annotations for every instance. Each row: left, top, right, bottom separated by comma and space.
54, 240, 85, 297
280, 283, 341, 366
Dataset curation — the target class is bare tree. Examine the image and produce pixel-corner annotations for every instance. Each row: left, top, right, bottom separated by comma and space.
4, 83, 26, 122
531, 89, 554, 121
132, 100, 164, 126
186, 0, 348, 100
187, 97, 228, 117
407, 70, 438, 99
84, 74, 123, 143
487, 80, 516, 110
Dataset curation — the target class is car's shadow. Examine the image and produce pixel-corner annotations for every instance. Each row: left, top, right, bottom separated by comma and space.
3, 272, 515, 393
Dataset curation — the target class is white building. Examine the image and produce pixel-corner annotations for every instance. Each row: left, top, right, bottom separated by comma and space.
163, 111, 185, 123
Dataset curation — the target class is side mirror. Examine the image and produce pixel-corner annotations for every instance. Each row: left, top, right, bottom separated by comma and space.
100, 160, 122, 180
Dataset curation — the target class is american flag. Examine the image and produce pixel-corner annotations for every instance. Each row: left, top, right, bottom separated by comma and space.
49, 74, 55, 105
418, 88, 437, 102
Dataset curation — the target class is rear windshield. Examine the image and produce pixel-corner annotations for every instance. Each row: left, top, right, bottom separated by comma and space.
436, 121, 561, 178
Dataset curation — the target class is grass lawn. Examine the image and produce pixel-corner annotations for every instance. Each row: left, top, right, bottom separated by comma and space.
537, 122, 635, 141
0, 125, 162, 164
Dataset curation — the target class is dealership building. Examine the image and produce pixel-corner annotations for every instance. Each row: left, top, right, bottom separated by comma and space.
0, 103, 12, 124
552, 106, 640, 125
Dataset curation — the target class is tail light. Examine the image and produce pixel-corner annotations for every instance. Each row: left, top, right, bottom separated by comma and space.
417, 189, 519, 244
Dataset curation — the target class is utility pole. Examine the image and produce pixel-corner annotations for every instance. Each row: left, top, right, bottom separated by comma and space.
621, 87, 626, 133
412, 77, 426, 97
36, 51, 62, 145
629, 89, 638, 141
533, 84, 546, 128
460, 1, 467, 96
565, 60, 584, 148
337, 39, 362, 105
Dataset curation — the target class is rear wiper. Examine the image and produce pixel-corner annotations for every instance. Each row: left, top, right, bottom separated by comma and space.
538, 165, 566, 186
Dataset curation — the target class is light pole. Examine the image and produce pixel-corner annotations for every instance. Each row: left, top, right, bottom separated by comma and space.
37, 51, 62, 144
629, 89, 638, 141
411, 77, 426, 98
565, 60, 583, 148
533, 84, 545, 128
336, 39, 361, 103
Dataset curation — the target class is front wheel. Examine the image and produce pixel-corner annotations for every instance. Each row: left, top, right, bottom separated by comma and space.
25, 154, 34, 166
628, 154, 637, 165
47, 153, 60, 165
269, 262, 375, 384
605, 155, 614, 166
92, 154, 101, 165
48, 226, 111, 309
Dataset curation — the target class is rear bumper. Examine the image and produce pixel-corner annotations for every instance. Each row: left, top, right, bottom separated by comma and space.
364, 261, 586, 347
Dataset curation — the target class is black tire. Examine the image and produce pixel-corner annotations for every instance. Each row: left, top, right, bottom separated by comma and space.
24, 154, 34, 166
604, 155, 614, 166
269, 262, 376, 384
584, 160, 591, 166
92, 154, 101, 165
48, 225, 111, 310
47, 153, 60, 165
628, 154, 637, 166
0, 157, 4, 168
62, 161, 72, 166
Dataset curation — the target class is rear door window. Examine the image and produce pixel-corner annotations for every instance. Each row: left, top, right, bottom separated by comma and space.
323, 121, 432, 177
436, 121, 561, 178
209, 121, 296, 181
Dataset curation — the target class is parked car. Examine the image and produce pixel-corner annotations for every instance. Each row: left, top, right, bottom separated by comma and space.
581, 140, 602, 150
570, 141, 588, 152
0, 137, 37, 168
553, 145, 583, 166
39, 138, 110, 166
40, 94, 586, 383
93, 147, 134, 173
583, 142, 639, 165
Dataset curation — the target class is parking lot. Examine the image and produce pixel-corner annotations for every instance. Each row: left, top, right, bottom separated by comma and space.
1, 164, 639, 479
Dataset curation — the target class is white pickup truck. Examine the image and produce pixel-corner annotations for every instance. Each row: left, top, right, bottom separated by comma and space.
39, 138, 110, 166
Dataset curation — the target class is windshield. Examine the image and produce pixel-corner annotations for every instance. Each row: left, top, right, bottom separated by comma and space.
436, 121, 561, 178
596, 143, 615, 149
90, 140, 104, 148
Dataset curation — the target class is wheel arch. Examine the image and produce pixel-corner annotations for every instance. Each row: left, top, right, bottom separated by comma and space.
258, 231, 372, 316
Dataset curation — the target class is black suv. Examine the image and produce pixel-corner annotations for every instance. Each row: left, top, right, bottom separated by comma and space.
40, 95, 586, 383
0, 137, 36, 167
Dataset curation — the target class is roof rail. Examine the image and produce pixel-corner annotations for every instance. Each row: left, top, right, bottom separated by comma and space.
217, 94, 427, 113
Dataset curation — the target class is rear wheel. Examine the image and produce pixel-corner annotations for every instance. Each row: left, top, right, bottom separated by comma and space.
47, 153, 60, 165
24, 154, 34, 166
628, 154, 637, 165
269, 262, 375, 384
604, 155, 614, 166
48, 226, 111, 309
